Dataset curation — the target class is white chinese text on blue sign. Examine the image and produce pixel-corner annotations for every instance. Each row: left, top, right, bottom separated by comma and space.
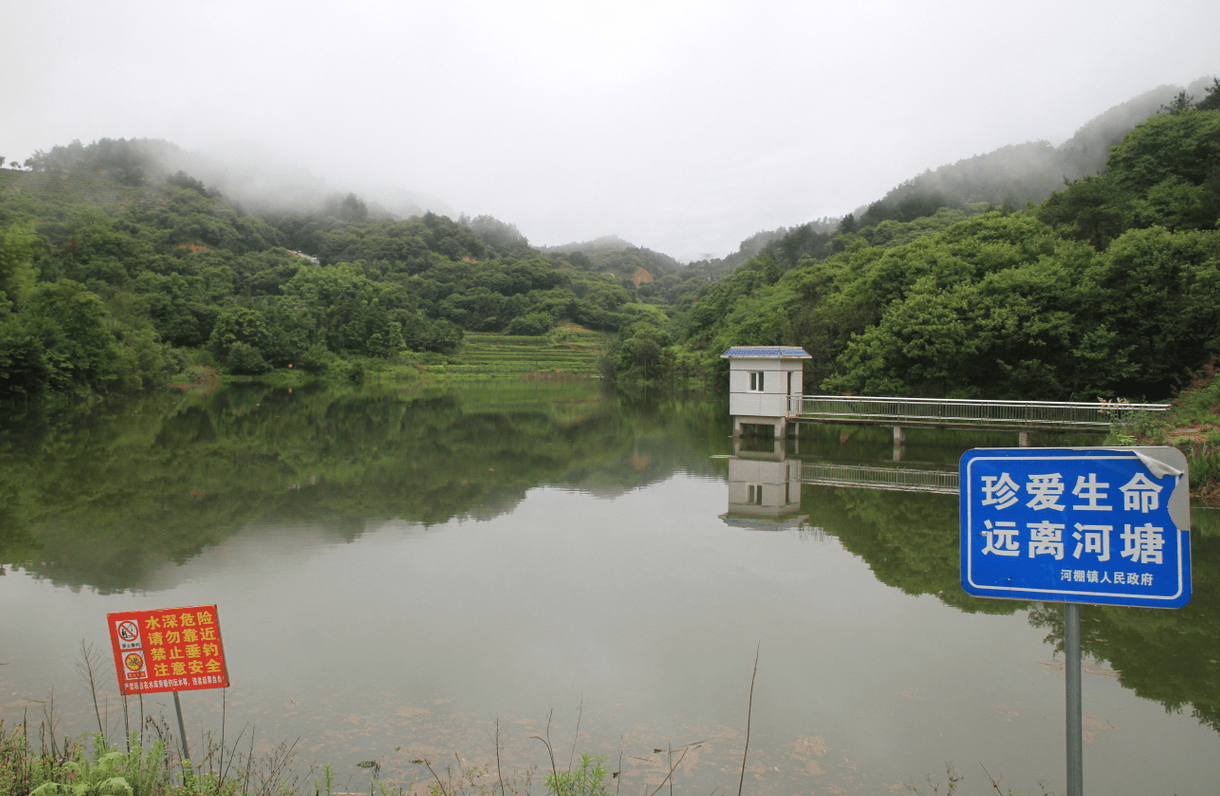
960, 448, 1190, 608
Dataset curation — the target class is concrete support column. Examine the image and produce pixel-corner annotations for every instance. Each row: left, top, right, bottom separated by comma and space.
1019, 431, 1031, 447
891, 425, 906, 462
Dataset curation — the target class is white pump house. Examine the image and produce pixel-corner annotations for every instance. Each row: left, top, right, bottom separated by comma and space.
721, 346, 811, 438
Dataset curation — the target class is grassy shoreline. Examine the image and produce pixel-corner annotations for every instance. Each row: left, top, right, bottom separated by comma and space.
1103, 360, 1220, 503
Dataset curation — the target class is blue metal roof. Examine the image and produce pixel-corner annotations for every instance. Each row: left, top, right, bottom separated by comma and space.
721, 346, 811, 359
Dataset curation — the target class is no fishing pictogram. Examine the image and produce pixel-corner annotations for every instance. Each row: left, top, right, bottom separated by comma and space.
106, 605, 230, 696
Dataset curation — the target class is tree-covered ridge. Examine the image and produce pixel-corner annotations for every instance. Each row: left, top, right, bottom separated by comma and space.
678, 81, 1209, 285
4, 81, 1219, 402
0, 142, 679, 400
871, 82, 1213, 215
670, 92, 1220, 401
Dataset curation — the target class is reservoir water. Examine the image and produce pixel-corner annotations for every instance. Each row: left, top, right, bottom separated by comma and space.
2, 380, 1218, 794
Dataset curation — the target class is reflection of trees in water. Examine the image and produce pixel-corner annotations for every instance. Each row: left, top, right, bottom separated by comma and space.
804, 485, 1024, 615
0, 382, 726, 593
1028, 531, 1220, 735
806, 481, 1220, 735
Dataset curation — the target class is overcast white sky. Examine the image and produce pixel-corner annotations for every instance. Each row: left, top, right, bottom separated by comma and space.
2, 0, 1217, 259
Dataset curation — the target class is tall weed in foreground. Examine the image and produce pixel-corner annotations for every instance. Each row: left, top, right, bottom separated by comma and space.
1101, 358, 1220, 496
543, 755, 609, 796
1171, 356, 1220, 427
28, 742, 140, 796
1171, 356, 1220, 494
1187, 445, 1220, 489
0, 719, 304, 796
0, 726, 144, 796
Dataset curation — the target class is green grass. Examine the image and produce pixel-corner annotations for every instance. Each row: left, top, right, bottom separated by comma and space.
426, 328, 608, 377
1121, 358, 1220, 499
0, 724, 302, 796
1168, 358, 1220, 429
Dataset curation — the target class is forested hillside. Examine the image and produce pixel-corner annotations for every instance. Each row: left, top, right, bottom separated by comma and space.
872, 81, 1213, 214
667, 84, 1220, 401
2, 81, 1218, 404
695, 80, 1213, 283
0, 142, 679, 401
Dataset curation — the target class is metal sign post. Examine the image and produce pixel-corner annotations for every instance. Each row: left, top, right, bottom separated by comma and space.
172, 691, 190, 762
960, 447, 1190, 796
1064, 603, 1082, 796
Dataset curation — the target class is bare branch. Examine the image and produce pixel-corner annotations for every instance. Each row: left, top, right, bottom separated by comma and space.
738, 644, 760, 796
980, 763, 1004, 795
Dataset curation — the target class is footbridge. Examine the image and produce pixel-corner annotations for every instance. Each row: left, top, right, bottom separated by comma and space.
782, 395, 1169, 447
719, 390, 1169, 532
789, 395, 1167, 431
721, 347, 1169, 442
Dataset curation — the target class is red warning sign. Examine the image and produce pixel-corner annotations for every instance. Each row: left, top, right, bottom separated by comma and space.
106, 605, 230, 695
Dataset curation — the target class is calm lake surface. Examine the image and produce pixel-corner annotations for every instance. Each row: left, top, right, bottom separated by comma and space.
2, 380, 1218, 795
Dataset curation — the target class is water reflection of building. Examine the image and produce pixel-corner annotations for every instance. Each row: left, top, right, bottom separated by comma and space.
719, 437, 807, 531
720, 432, 963, 532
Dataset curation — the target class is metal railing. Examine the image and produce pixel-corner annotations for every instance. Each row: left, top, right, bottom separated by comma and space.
800, 463, 959, 494
789, 395, 1168, 429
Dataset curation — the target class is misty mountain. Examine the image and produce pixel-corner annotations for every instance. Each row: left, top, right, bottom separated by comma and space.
22, 137, 456, 222
673, 92, 1220, 401
698, 221, 841, 274
862, 78, 1216, 217
1, 140, 692, 402
621, 80, 1215, 276
606, 80, 1215, 272
540, 235, 685, 284
543, 235, 636, 255
4, 78, 1218, 403
707, 78, 1220, 280
160, 142, 457, 221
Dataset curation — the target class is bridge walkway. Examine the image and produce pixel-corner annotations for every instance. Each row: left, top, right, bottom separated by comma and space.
788, 395, 1168, 432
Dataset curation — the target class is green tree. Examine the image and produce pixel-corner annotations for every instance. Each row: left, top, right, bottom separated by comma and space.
0, 313, 48, 398
0, 225, 42, 309
1159, 90, 1194, 116
1196, 78, 1220, 112
19, 280, 146, 395
208, 306, 273, 363
325, 192, 369, 222
424, 318, 463, 353
1106, 109, 1220, 194
505, 311, 554, 336
612, 322, 673, 382
1088, 225, 1220, 394
227, 341, 271, 374
1036, 174, 1133, 250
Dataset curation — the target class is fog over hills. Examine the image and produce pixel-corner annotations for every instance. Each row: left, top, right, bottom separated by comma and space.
3, 74, 1219, 405
135, 140, 459, 222
864, 79, 1217, 216
9, 77, 1214, 267
5, 0, 1217, 262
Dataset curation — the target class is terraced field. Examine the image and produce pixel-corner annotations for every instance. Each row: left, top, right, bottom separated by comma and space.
425, 326, 608, 377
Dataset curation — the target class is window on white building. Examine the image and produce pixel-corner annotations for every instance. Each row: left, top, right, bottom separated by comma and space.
749, 371, 764, 391
747, 484, 763, 505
